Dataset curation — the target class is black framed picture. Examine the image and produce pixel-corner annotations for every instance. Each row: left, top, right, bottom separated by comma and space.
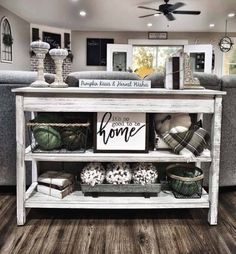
43, 32, 61, 49
87, 38, 114, 66
94, 112, 149, 153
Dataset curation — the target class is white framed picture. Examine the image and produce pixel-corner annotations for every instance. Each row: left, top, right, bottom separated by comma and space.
94, 112, 149, 153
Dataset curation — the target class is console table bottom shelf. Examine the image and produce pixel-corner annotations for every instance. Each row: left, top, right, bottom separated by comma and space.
25, 187, 209, 209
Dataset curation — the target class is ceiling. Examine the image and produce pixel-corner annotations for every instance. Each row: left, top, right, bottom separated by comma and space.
0, 0, 236, 32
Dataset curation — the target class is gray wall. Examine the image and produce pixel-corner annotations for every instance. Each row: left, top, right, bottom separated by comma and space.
0, 5, 30, 70
71, 31, 236, 76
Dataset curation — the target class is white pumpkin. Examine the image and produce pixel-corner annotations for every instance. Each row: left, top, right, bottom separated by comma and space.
154, 113, 191, 134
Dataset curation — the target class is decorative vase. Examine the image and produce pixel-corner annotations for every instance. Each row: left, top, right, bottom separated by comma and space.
30, 40, 50, 87
49, 48, 68, 88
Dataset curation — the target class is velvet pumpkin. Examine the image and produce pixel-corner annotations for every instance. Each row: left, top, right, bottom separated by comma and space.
61, 127, 87, 151
154, 113, 191, 134
31, 113, 64, 150
33, 125, 62, 150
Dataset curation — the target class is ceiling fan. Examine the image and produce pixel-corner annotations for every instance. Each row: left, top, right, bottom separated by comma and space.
138, 0, 201, 21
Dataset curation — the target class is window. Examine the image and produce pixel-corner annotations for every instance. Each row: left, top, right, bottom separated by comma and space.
1, 17, 13, 63
133, 46, 183, 77
223, 38, 236, 75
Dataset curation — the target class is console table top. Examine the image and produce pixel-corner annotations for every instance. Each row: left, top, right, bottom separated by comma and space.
12, 87, 226, 96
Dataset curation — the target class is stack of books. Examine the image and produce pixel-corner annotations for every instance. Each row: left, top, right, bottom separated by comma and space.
37, 171, 75, 199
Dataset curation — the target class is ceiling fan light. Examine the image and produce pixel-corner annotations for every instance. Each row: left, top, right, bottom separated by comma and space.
228, 13, 235, 18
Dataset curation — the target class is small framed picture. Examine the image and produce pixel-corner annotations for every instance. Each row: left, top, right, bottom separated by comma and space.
94, 112, 149, 153
148, 32, 168, 40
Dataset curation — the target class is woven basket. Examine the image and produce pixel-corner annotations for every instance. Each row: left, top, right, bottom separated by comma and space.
27, 122, 90, 152
166, 164, 204, 197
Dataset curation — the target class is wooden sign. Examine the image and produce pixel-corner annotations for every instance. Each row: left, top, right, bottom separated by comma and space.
94, 112, 148, 153
79, 79, 151, 89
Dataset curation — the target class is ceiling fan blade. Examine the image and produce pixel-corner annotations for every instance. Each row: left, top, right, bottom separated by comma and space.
139, 13, 156, 18
139, 1, 157, 5
173, 10, 201, 15
169, 2, 185, 12
165, 13, 176, 21
138, 6, 159, 12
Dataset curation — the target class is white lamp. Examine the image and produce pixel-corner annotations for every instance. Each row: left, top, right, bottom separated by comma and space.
30, 40, 50, 87
49, 48, 68, 88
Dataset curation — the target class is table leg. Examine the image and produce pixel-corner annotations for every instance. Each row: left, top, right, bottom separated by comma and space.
208, 96, 222, 225
16, 95, 26, 226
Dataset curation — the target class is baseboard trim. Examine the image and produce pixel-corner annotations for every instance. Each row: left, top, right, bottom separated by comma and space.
0, 186, 16, 194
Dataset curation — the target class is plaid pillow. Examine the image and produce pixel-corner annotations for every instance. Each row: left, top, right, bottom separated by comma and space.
162, 124, 210, 156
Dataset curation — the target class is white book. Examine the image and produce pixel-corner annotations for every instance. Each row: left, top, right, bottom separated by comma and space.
37, 184, 74, 199
38, 171, 75, 188
165, 59, 173, 89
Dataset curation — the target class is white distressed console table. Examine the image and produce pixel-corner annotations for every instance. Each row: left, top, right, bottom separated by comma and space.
12, 87, 226, 226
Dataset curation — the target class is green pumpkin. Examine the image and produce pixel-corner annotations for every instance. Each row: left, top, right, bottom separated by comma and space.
167, 165, 203, 196
61, 127, 87, 151
33, 125, 62, 150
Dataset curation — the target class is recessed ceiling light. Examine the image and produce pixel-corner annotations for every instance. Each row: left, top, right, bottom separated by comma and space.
147, 23, 153, 27
228, 13, 235, 18
209, 24, 215, 28
154, 13, 160, 17
79, 10, 87, 17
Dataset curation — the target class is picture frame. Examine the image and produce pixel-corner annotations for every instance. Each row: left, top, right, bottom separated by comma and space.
94, 112, 149, 153
42, 32, 61, 49
148, 32, 168, 40
87, 38, 114, 66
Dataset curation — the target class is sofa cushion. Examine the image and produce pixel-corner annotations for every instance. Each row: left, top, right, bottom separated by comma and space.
144, 72, 165, 88
144, 72, 222, 90
0, 71, 55, 84
221, 75, 236, 89
193, 73, 221, 90
66, 71, 141, 87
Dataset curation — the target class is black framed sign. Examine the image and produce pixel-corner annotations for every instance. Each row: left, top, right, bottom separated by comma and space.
148, 32, 168, 40
87, 38, 114, 66
94, 112, 149, 153
43, 32, 61, 49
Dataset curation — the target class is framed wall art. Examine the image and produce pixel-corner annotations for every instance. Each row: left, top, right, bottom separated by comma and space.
94, 112, 149, 153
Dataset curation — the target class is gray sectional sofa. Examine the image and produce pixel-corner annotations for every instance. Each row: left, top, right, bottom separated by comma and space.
0, 71, 55, 185
0, 70, 235, 186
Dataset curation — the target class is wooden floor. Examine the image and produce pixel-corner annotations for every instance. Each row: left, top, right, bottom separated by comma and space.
0, 189, 235, 254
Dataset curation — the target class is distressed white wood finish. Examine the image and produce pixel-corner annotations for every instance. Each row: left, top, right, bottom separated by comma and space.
30, 112, 38, 183
208, 96, 223, 225
23, 96, 215, 113
16, 95, 26, 226
12, 87, 226, 95
12, 88, 225, 225
25, 187, 209, 209
25, 182, 38, 200
196, 113, 204, 169
25, 148, 211, 163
